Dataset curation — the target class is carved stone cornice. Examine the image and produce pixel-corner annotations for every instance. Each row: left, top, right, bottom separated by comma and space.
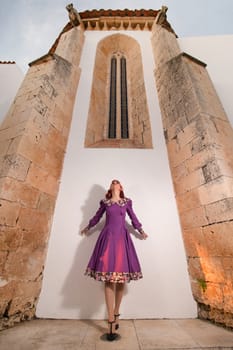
79, 9, 159, 31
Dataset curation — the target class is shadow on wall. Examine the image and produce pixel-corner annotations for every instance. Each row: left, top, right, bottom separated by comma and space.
60, 183, 134, 319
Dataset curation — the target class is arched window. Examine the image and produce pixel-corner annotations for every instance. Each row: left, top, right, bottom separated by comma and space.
108, 55, 129, 139
120, 56, 129, 139
108, 57, 117, 138
85, 33, 153, 149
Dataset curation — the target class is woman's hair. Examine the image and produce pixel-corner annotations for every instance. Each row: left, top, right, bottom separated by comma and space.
105, 179, 125, 199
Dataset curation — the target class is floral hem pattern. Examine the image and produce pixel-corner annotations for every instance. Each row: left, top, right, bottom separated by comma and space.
85, 268, 143, 283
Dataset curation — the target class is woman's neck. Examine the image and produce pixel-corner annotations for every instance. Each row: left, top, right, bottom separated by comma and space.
111, 191, 120, 201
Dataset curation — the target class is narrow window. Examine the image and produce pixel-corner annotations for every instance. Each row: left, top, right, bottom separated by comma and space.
120, 57, 129, 139
108, 57, 117, 138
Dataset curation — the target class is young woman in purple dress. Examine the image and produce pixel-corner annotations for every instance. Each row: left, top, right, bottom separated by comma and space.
81, 179, 148, 341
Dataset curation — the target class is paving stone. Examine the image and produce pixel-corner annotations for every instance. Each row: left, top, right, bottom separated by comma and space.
1, 319, 233, 350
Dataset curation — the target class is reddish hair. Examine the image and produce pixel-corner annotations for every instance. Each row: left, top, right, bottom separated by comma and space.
105, 180, 125, 199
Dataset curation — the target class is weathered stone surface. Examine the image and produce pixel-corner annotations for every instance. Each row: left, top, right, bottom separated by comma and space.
0, 154, 31, 181
152, 21, 233, 328
180, 205, 208, 229
0, 24, 85, 330
26, 163, 59, 196
0, 226, 22, 252
0, 177, 40, 208
205, 198, 233, 224
198, 176, 233, 205
0, 200, 21, 227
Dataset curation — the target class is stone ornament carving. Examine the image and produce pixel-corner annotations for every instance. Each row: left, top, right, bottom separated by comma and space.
155, 5, 168, 25
66, 3, 82, 26
155, 5, 176, 36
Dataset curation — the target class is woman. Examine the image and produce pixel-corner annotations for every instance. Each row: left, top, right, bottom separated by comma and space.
81, 180, 148, 341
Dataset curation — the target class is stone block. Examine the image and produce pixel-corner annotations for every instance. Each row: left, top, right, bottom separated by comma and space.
0, 200, 21, 227
198, 176, 233, 206
4, 247, 45, 281
1, 107, 34, 129
48, 104, 65, 132
202, 159, 222, 183
166, 116, 188, 141
0, 300, 9, 316
0, 177, 40, 208
186, 147, 216, 174
174, 168, 206, 195
215, 158, 233, 178
176, 188, 200, 213
46, 125, 67, 152
7, 296, 36, 317
0, 121, 27, 142
188, 257, 205, 280
190, 280, 204, 303
167, 140, 192, 168
200, 257, 225, 283
0, 139, 11, 157
180, 205, 208, 229
172, 162, 188, 184
205, 198, 233, 224
37, 192, 55, 216
202, 222, 233, 256
26, 163, 59, 196
182, 227, 204, 257
8, 135, 46, 168
17, 208, 48, 232
223, 281, 233, 312
13, 280, 42, 298
176, 118, 200, 148
0, 154, 31, 181
222, 257, 233, 270
183, 57, 228, 121
21, 228, 48, 251
0, 251, 8, 274
0, 226, 22, 251
202, 283, 224, 309
0, 280, 16, 300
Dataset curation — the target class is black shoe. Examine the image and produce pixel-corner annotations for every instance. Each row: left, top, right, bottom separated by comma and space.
107, 321, 118, 341
114, 314, 120, 330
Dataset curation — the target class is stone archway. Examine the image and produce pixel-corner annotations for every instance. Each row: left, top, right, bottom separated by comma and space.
85, 33, 153, 148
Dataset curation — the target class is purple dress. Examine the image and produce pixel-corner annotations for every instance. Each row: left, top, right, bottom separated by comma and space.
85, 198, 143, 283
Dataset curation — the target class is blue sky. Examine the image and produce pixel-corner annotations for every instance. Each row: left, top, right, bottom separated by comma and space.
1, 0, 233, 73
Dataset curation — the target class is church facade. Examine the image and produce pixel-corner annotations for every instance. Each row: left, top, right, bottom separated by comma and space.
0, 7, 233, 329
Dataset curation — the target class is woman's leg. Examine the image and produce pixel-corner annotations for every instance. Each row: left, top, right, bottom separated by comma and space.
114, 283, 124, 327
104, 282, 118, 339
104, 282, 115, 322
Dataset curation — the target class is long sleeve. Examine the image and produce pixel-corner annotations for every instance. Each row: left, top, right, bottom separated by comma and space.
126, 199, 142, 230
88, 200, 106, 228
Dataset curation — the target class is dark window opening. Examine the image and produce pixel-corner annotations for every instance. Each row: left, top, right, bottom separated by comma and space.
120, 57, 129, 139
108, 57, 117, 138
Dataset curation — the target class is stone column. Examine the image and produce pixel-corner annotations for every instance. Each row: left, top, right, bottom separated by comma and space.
151, 22, 233, 328
0, 27, 85, 329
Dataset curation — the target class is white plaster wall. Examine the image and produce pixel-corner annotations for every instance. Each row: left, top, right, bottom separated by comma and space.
36, 33, 233, 320
178, 35, 233, 126
36, 30, 197, 320
0, 64, 24, 125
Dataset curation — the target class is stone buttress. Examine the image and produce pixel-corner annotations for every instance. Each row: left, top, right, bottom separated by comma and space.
151, 18, 233, 328
0, 23, 84, 329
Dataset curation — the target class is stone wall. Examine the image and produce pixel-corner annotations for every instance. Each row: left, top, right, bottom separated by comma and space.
0, 27, 84, 329
151, 23, 233, 328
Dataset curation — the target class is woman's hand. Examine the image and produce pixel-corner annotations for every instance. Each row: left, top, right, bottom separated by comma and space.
81, 226, 89, 235
141, 232, 148, 240
138, 228, 148, 240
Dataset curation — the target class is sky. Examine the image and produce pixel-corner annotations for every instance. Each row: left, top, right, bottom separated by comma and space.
1, 0, 233, 73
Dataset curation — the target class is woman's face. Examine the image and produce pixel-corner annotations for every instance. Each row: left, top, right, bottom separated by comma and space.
110, 180, 122, 192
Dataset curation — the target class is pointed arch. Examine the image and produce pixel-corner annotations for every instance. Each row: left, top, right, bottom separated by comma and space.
85, 33, 153, 148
